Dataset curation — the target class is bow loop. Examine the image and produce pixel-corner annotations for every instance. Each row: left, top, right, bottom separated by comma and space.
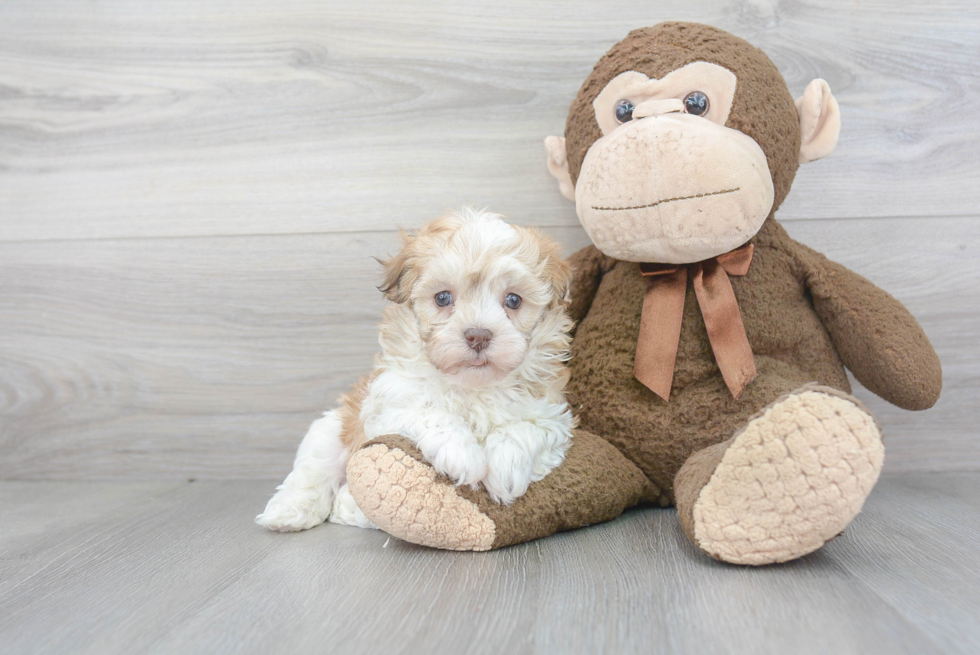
716, 243, 754, 276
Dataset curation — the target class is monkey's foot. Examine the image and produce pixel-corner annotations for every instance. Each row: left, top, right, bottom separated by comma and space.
346, 431, 655, 551
677, 386, 884, 565
346, 436, 496, 550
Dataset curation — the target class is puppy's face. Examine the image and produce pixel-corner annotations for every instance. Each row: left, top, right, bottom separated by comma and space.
380, 210, 570, 388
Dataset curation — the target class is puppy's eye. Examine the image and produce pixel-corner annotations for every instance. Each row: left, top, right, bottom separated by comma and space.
504, 293, 522, 310
434, 291, 453, 307
615, 99, 635, 123
683, 91, 709, 116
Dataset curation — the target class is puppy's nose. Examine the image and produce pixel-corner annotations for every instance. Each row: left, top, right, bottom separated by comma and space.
464, 328, 492, 353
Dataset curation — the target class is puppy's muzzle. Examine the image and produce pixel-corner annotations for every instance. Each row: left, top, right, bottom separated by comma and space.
464, 328, 492, 353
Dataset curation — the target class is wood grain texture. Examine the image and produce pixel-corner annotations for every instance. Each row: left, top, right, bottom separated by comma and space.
0, 216, 976, 480
1, 0, 978, 241
0, 0, 977, 481
0, 474, 977, 654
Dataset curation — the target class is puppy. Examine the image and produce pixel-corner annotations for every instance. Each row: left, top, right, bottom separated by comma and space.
256, 208, 576, 532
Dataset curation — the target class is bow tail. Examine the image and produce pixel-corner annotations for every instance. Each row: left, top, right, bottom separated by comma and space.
693, 260, 757, 399
634, 268, 687, 401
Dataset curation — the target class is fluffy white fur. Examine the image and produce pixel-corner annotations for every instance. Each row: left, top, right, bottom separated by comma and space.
256, 209, 576, 533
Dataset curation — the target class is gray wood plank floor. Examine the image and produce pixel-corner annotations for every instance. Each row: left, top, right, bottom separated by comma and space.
1, 473, 977, 655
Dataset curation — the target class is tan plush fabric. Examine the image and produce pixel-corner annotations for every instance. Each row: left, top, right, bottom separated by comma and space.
574, 112, 775, 264
796, 79, 841, 163
591, 63, 737, 135
688, 387, 884, 565
346, 441, 496, 551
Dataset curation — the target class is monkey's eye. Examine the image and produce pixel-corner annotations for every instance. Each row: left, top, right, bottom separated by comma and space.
683, 91, 710, 116
615, 99, 635, 123
434, 291, 453, 307
504, 293, 522, 310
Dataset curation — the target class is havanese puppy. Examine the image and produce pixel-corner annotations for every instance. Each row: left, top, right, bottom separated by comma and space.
256, 208, 576, 532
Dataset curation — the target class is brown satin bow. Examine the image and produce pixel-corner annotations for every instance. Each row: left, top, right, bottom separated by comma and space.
634, 243, 757, 401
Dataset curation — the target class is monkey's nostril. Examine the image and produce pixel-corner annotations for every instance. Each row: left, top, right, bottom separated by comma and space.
464, 328, 493, 353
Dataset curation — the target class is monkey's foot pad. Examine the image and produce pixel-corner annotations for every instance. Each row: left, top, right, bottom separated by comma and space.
346, 439, 496, 551
693, 388, 884, 565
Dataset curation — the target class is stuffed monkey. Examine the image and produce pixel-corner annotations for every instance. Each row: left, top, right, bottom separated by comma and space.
346, 22, 941, 565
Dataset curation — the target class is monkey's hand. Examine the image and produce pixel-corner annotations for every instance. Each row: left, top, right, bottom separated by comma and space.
799, 244, 942, 410
566, 245, 618, 330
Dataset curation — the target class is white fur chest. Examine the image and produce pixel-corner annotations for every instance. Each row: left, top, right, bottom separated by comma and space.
359, 366, 572, 445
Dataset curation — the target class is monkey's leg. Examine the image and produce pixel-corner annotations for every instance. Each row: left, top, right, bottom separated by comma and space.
346, 429, 657, 551
674, 384, 884, 565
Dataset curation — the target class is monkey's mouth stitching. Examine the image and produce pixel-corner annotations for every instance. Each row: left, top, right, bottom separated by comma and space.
592, 187, 740, 212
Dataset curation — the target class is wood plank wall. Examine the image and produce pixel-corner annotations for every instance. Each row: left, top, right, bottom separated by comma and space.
1, 0, 978, 479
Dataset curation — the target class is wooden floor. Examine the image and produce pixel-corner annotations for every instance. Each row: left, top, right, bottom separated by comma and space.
0, 473, 977, 655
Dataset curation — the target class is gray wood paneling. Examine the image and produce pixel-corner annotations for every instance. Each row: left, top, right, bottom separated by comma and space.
0, 216, 976, 479
0, 474, 977, 654
1, 0, 978, 242
0, 0, 977, 480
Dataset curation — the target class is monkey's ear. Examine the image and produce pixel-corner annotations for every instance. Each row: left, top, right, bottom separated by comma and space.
796, 79, 841, 164
544, 136, 576, 201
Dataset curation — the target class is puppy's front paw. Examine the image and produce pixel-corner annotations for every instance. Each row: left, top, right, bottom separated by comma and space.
484, 437, 533, 505
428, 439, 488, 488
255, 488, 332, 533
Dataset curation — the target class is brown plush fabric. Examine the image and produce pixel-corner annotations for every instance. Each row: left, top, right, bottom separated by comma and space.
566, 245, 619, 330
473, 429, 658, 548
353, 430, 657, 550
564, 22, 801, 214
797, 243, 943, 410
564, 218, 941, 503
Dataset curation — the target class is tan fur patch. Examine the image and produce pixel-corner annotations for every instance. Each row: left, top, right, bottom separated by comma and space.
346, 444, 497, 551
692, 389, 884, 565
378, 214, 462, 303
335, 371, 377, 451
514, 225, 572, 307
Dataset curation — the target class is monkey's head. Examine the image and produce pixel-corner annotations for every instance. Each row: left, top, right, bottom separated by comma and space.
546, 22, 840, 264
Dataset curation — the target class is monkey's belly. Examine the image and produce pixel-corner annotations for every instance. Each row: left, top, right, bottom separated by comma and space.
565, 262, 850, 504
567, 352, 822, 504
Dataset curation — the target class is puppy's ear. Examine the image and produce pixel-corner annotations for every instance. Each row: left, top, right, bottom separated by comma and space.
545, 255, 572, 307
377, 230, 417, 304
534, 231, 572, 306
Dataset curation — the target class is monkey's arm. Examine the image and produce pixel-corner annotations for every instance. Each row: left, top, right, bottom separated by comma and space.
566, 245, 617, 333
797, 243, 942, 410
